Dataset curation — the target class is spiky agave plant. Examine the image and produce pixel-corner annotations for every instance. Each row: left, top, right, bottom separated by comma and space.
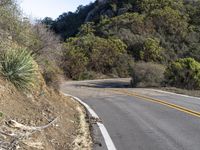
0, 48, 38, 91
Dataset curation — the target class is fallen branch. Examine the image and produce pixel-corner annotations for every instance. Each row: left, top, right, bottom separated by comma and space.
0, 131, 16, 137
0, 118, 58, 149
6, 118, 58, 131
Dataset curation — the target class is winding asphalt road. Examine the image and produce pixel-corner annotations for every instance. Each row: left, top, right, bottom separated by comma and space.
61, 78, 200, 150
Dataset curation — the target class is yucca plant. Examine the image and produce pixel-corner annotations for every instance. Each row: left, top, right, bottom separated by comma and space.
0, 48, 38, 91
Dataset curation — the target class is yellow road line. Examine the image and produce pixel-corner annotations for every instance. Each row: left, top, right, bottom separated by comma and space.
112, 89, 200, 118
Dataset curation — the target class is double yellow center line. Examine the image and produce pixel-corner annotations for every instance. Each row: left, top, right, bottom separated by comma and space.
112, 89, 200, 118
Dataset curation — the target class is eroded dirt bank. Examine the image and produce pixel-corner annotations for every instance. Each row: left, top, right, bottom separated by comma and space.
0, 78, 92, 150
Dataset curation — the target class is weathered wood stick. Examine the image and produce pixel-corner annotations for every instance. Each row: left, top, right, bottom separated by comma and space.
6, 118, 58, 131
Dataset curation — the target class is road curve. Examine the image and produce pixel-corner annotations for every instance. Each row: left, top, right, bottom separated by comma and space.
61, 79, 200, 150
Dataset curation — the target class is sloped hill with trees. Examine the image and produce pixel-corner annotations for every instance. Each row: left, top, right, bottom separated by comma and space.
43, 0, 200, 90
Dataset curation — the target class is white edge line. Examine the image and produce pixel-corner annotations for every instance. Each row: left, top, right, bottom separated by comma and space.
63, 93, 117, 150
149, 89, 200, 100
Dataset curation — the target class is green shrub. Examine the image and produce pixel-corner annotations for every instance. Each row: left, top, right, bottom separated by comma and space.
140, 38, 164, 62
164, 58, 200, 89
87, 37, 128, 74
111, 54, 134, 77
62, 35, 133, 79
149, 7, 188, 36
0, 48, 38, 91
131, 62, 165, 87
62, 43, 88, 80
138, 0, 184, 13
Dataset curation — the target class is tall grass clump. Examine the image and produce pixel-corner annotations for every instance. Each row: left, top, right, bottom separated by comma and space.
0, 48, 38, 91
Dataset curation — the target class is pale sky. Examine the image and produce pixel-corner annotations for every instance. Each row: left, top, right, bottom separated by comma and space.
18, 0, 94, 20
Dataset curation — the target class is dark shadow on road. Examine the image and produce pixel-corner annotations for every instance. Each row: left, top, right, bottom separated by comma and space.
74, 80, 131, 88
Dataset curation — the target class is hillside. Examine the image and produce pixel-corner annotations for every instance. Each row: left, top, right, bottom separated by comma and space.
0, 76, 92, 149
0, 0, 92, 149
45, 0, 200, 62
43, 0, 200, 90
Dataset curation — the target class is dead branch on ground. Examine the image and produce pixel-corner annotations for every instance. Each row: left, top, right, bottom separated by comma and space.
0, 117, 58, 150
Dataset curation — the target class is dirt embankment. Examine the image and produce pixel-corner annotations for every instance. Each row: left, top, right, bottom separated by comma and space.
0, 78, 92, 150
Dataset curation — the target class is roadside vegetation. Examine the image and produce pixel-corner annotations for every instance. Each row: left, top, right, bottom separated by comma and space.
0, 48, 38, 91
0, 0, 62, 91
62, 24, 133, 80
165, 58, 200, 90
131, 62, 165, 88
42, 0, 200, 91
0, 0, 200, 148
0, 1, 92, 149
